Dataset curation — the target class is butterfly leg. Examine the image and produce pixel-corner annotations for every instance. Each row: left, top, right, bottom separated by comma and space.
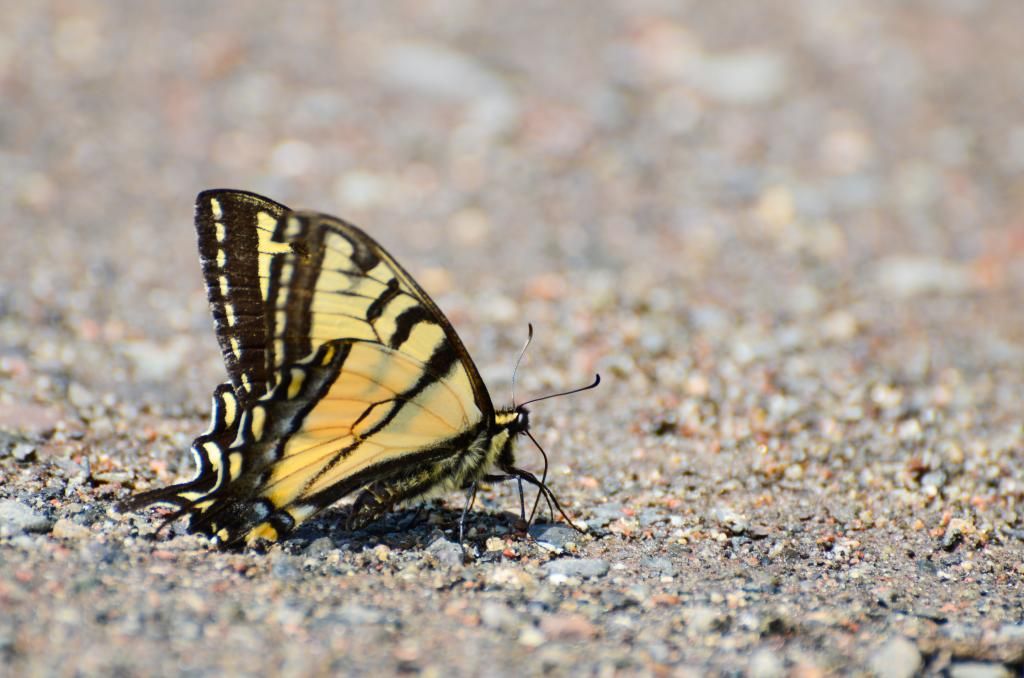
457, 483, 479, 559
500, 466, 580, 532
481, 472, 525, 521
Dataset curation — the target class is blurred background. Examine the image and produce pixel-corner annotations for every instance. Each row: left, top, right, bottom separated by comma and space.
4, 1, 1023, 409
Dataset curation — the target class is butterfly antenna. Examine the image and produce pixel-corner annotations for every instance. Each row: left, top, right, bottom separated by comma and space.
518, 373, 601, 409
511, 323, 534, 408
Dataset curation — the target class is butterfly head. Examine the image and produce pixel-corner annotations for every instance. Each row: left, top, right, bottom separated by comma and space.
495, 406, 530, 436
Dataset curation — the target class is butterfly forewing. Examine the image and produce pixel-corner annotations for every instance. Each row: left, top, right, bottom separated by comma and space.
272, 211, 495, 419
195, 190, 290, 402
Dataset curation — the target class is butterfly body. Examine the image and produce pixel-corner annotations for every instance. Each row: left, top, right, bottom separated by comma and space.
128, 190, 554, 547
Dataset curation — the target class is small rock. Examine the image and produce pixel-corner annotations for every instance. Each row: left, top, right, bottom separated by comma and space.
304, 536, 335, 558
587, 503, 623, 528
687, 49, 788, 105
67, 382, 97, 409
625, 584, 650, 605
683, 606, 726, 634
12, 443, 37, 462
0, 500, 54, 537
426, 538, 463, 567
488, 567, 535, 590
870, 636, 922, 678
642, 556, 675, 576
710, 507, 748, 535
51, 518, 91, 540
518, 626, 545, 648
748, 525, 772, 540
334, 604, 384, 626
600, 589, 636, 611
479, 601, 519, 632
644, 640, 671, 664
749, 648, 785, 678
83, 541, 126, 565
529, 524, 575, 549
875, 256, 973, 298
120, 338, 190, 381
91, 471, 132, 484
539, 613, 598, 641
942, 519, 973, 552
640, 333, 668, 356
827, 503, 856, 525
997, 623, 1024, 641
948, 663, 1012, 678
638, 508, 667, 527
542, 558, 609, 579
269, 554, 302, 580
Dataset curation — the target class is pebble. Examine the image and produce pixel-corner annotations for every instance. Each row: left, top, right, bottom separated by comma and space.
687, 49, 788, 105
304, 536, 335, 558
333, 604, 385, 626
67, 382, 97, 409
270, 554, 302, 580
528, 524, 575, 549
642, 557, 675, 577
12, 443, 37, 462
748, 648, 785, 678
996, 623, 1024, 641
586, 504, 623, 528
518, 626, 545, 648
372, 544, 392, 562
921, 470, 947, 490
638, 509, 668, 527
50, 518, 91, 540
487, 567, 535, 590
539, 614, 598, 641
479, 602, 519, 632
682, 606, 727, 634
426, 538, 464, 567
0, 500, 54, 537
600, 590, 636, 611
541, 558, 610, 579
874, 256, 973, 298
948, 663, 1012, 678
942, 522, 966, 552
710, 507, 748, 535
869, 636, 922, 678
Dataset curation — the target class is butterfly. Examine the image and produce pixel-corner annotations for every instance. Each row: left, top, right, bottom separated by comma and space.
126, 189, 599, 548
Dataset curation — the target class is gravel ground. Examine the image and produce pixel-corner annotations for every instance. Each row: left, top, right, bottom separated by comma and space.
2, 2, 1024, 676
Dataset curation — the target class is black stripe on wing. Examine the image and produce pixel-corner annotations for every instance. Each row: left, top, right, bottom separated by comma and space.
195, 189, 290, 403
122, 383, 242, 521
267, 211, 496, 422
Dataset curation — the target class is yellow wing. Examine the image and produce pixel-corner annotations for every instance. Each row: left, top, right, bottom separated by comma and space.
129, 191, 498, 546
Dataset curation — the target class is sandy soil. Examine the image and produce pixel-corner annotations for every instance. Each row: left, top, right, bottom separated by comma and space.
2, 2, 1023, 675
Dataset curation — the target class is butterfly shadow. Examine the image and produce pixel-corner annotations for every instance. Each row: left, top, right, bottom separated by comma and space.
282, 501, 533, 554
